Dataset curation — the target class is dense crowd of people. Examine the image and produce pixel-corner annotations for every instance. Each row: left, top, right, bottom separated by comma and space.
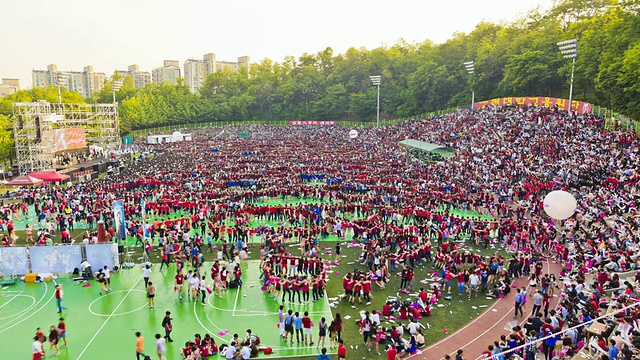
5, 104, 640, 359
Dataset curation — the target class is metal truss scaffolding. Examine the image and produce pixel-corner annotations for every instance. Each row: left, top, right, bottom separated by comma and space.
13, 101, 119, 175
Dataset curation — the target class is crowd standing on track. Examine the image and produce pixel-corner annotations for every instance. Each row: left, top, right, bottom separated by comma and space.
12, 105, 640, 359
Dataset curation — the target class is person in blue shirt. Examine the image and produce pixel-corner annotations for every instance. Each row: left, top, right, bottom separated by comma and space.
607, 339, 619, 359
406, 335, 417, 355
317, 347, 331, 360
294, 312, 304, 344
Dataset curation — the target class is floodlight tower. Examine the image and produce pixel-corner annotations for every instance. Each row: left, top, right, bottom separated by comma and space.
557, 39, 578, 114
111, 80, 123, 149
370, 75, 381, 127
56, 73, 69, 104
464, 61, 475, 109
112, 80, 123, 104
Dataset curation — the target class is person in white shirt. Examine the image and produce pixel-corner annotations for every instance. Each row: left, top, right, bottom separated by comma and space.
468, 273, 480, 297
406, 319, 424, 335
32, 337, 44, 360
189, 273, 200, 302
155, 333, 166, 360
240, 342, 252, 359
396, 323, 404, 338
81, 260, 92, 275
143, 264, 151, 288
103, 266, 111, 290
225, 342, 237, 359
371, 310, 381, 327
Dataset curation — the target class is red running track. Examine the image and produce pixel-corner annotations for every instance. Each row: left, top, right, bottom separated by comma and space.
409, 259, 563, 360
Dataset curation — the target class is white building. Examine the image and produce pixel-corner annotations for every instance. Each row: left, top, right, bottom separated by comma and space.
32, 64, 106, 98
147, 131, 192, 144
152, 60, 181, 85
115, 64, 151, 89
0, 78, 20, 97
183, 53, 250, 93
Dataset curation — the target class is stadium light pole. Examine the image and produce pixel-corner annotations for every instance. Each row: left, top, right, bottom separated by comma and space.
464, 61, 475, 109
112, 80, 123, 104
370, 75, 381, 127
557, 39, 578, 114
56, 73, 69, 104
112, 80, 123, 150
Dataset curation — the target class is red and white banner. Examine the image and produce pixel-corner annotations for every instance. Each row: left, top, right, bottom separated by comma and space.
473, 97, 593, 114
289, 121, 336, 126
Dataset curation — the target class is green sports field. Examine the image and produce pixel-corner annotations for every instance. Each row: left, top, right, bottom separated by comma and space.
0, 260, 333, 359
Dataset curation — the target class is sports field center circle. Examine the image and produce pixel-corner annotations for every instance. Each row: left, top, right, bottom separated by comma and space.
0, 282, 54, 334
88, 289, 148, 317
0, 293, 37, 321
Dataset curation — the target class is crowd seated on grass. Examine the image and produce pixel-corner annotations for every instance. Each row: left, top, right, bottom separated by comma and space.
3, 104, 640, 358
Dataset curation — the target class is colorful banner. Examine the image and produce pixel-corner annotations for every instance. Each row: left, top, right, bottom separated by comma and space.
85, 244, 119, 271
113, 200, 126, 240
289, 121, 336, 125
30, 245, 82, 274
0, 247, 30, 275
43, 128, 87, 152
473, 97, 593, 114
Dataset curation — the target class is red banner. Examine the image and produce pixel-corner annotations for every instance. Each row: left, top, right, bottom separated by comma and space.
473, 97, 593, 114
289, 121, 336, 126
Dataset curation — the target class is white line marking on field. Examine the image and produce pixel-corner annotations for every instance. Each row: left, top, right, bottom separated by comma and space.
76, 276, 143, 360
193, 299, 232, 343
0, 291, 22, 310
232, 288, 240, 316
87, 290, 148, 317
0, 294, 35, 321
0, 281, 53, 334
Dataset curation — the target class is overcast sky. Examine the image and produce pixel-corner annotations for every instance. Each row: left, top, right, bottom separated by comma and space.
2, 0, 554, 88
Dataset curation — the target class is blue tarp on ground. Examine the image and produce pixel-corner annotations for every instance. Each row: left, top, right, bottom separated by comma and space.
300, 174, 325, 180
227, 181, 258, 187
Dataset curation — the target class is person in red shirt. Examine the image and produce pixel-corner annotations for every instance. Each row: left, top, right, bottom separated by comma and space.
337, 339, 346, 359
406, 269, 415, 291
386, 343, 399, 360
301, 311, 314, 345
57, 318, 67, 347
55, 284, 65, 313
418, 288, 428, 305
175, 270, 185, 300
456, 271, 466, 295
362, 278, 372, 304
352, 279, 362, 304
160, 248, 170, 270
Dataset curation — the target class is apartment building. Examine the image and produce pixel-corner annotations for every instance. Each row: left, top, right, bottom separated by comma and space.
183, 53, 250, 93
152, 60, 181, 85
0, 78, 20, 97
32, 64, 106, 98
115, 64, 151, 89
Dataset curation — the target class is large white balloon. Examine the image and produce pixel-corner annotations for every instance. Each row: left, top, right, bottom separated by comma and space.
349, 129, 358, 139
543, 190, 577, 220
171, 130, 183, 142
